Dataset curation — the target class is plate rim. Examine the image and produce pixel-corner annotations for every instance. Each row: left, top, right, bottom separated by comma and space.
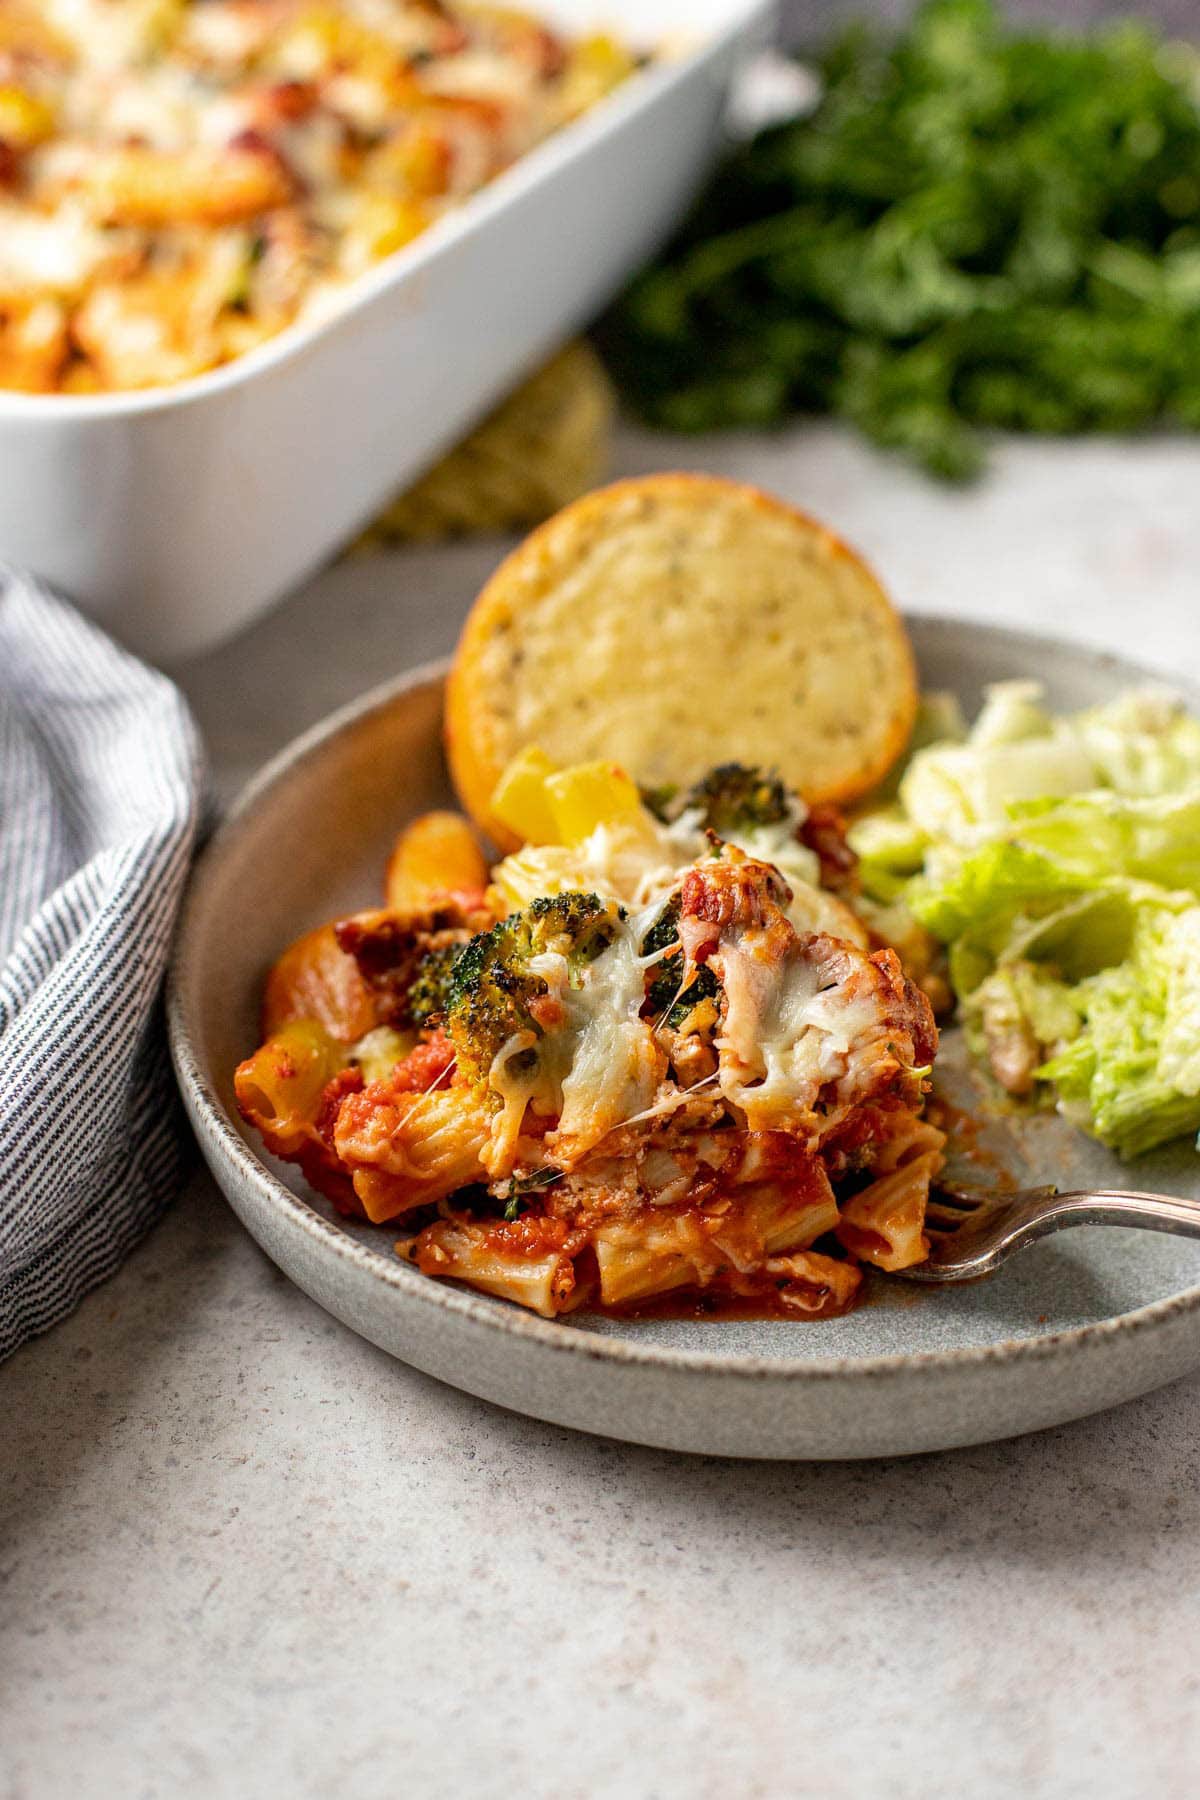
168, 615, 1200, 1384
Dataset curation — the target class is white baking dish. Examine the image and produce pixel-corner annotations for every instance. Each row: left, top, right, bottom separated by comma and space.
0, 0, 773, 663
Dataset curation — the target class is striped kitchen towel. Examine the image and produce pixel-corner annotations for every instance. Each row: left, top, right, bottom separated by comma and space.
0, 571, 206, 1361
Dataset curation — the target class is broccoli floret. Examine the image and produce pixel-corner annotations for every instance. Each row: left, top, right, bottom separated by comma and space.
444, 917, 544, 1086
639, 782, 680, 821
403, 942, 464, 1027
639, 894, 681, 960
683, 764, 791, 836
646, 955, 720, 1031
670, 964, 720, 1032
445, 893, 622, 1085
643, 763, 793, 835
527, 892, 622, 971
642, 895, 722, 1029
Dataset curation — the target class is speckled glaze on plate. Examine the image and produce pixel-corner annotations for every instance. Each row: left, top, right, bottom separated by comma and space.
168, 619, 1200, 1458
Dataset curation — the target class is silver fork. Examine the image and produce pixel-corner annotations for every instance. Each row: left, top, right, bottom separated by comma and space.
893, 1181, 1200, 1282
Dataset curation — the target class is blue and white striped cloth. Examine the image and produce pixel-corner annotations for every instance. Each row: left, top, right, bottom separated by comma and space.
0, 572, 206, 1361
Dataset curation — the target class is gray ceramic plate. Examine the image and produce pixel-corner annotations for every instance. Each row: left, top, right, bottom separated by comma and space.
168, 618, 1200, 1458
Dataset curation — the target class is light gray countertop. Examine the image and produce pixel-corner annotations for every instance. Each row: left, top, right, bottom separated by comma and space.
4, 423, 1200, 1799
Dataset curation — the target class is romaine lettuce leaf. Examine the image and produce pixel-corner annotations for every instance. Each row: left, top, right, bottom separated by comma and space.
899, 680, 1097, 842
1157, 908, 1200, 1097
1005, 790, 1200, 892
968, 680, 1054, 748
998, 888, 1141, 983
846, 805, 929, 900
1070, 689, 1200, 797
1037, 907, 1200, 1158
907, 841, 1088, 945
900, 736, 1097, 843
963, 960, 1081, 1097
886, 680, 1200, 1158
849, 694, 971, 894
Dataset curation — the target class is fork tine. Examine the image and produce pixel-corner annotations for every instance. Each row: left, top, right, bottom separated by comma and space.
930, 1183, 988, 1209
894, 1181, 1200, 1284
924, 1202, 971, 1229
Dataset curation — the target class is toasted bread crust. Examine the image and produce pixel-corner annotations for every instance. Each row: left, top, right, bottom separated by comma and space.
446, 473, 917, 846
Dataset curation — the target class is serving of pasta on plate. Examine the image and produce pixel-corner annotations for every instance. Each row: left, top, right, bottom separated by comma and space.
234, 475, 964, 1321
236, 761, 945, 1319
236, 462, 1200, 1327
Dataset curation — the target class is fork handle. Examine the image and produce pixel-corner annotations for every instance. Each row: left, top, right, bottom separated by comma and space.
1039, 1189, 1200, 1240
910, 1185, 1200, 1283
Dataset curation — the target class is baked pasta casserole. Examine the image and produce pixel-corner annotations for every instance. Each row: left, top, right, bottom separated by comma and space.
0, 0, 635, 393
236, 756, 945, 1319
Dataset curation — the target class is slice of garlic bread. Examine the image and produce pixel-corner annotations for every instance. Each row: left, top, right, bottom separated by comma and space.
446, 473, 917, 844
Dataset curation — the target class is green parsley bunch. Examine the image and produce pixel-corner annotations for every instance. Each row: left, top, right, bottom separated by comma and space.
600, 0, 1200, 478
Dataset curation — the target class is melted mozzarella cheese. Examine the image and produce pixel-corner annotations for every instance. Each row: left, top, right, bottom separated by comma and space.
717, 936, 890, 1129
484, 930, 662, 1176
485, 1028, 544, 1175
47, 0, 173, 69
100, 69, 199, 149
736, 819, 820, 892
554, 931, 662, 1164
490, 820, 683, 916
0, 202, 113, 296
419, 52, 539, 105
484, 828, 882, 1170
492, 809, 866, 950
181, 3, 278, 66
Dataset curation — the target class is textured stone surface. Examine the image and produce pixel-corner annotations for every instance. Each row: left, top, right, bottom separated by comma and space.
4, 423, 1200, 1796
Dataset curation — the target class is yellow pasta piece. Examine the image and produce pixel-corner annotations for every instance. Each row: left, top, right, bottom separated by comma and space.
0, 299, 69, 393
364, 122, 452, 201
335, 1086, 492, 1221
234, 1019, 347, 1158
558, 33, 637, 117
868, 1115, 947, 1174
349, 1026, 415, 1086
763, 1250, 863, 1314
81, 147, 293, 228
397, 1220, 579, 1318
384, 810, 489, 910
261, 921, 379, 1043
268, 5, 397, 82
216, 310, 279, 365
0, 87, 54, 150
59, 361, 103, 395
591, 1214, 712, 1308
728, 1184, 841, 1257
0, 7, 71, 60
71, 277, 211, 390
835, 1150, 941, 1272
341, 194, 430, 272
